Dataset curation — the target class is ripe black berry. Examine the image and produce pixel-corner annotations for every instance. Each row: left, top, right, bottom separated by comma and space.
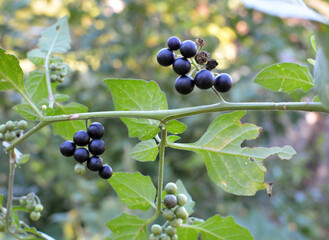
214, 73, 233, 93
87, 122, 105, 139
167, 36, 181, 51
73, 148, 90, 163
60, 141, 76, 157
175, 75, 194, 95
73, 130, 90, 146
194, 69, 214, 89
164, 194, 177, 209
88, 139, 105, 155
172, 57, 191, 75
87, 156, 103, 171
157, 48, 175, 67
180, 40, 197, 58
99, 164, 113, 179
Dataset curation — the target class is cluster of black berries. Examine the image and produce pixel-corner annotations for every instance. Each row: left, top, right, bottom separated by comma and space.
59, 122, 113, 179
0, 120, 27, 142
49, 63, 66, 83
156, 36, 233, 95
149, 183, 188, 240
19, 193, 44, 221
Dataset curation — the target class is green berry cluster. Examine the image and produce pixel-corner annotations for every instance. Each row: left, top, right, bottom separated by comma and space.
49, 63, 66, 83
60, 122, 113, 179
19, 193, 43, 221
0, 120, 27, 142
149, 183, 188, 240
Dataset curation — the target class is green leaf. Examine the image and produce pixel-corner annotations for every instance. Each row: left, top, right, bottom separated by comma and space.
25, 70, 48, 104
307, 58, 315, 66
109, 172, 156, 211
242, 0, 328, 24
0, 48, 25, 92
311, 35, 317, 52
14, 104, 39, 121
314, 25, 329, 110
313, 96, 320, 102
167, 135, 181, 143
254, 63, 314, 93
38, 16, 71, 53
0, 194, 3, 208
176, 179, 195, 215
27, 49, 46, 65
51, 102, 88, 140
17, 154, 30, 165
107, 213, 149, 240
129, 139, 159, 162
173, 111, 296, 196
165, 120, 187, 134
105, 78, 168, 140
178, 215, 254, 240
55, 94, 70, 102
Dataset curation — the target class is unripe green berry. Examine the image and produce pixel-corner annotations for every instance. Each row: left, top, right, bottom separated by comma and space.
0, 133, 3, 141
151, 224, 162, 235
58, 78, 64, 83
49, 63, 57, 71
74, 163, 87, 175
171, 234, 178, 240
59, 72, 66, 78
165, 182, 177, 195
34, 204, 43, 212
4, 131, 16, 141
20, 197, 28, 206
177, 194, 187, 206
0, 124, 6, 133
162, 209, 175, 221
149, 234, 160, 240
0, 220, 5, 232
26, 202, 35, 212
159, 234, 170, 240
165, 226, 176, 236
169, 218, 182, 228
50, 74, 58, 82
175, 206, 188, 220
5, 121, 15, 131
18, 120, 28, 130
30, 211, 41, 221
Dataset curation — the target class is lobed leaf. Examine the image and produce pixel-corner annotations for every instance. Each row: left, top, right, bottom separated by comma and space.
38, 16, 71, 53
107, 213, 149, 240
242, 0, 328, 24
254, 63, 313, 93
105, 78, 168, 140
109, 172, 157, 211
129, 139, 159, 162
0, 48, 25, 92
172, 111, 296, 196
178, 215, 254, 240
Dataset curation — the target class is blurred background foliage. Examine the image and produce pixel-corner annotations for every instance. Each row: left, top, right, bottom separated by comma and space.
1, 0, 329, 239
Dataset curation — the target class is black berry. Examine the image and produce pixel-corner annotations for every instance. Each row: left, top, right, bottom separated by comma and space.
194, 69, 214, 89
74, 148, 90, 163
167, 36, 181, 51
157, 48, 175, 67
175, 75, 194, 95
60, 141, 76, 157
88, 139, 105, 155
214, 73, 233, 93
180, 40, 197, 58
87, 156, 103, 171
73, 130, 90, 146
87, 122, 105, 139
99, 164, 113, 179
172, 57, 191, 75
164, 194, 177, 209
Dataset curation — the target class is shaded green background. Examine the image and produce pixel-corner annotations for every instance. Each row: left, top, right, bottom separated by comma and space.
1, 0, 329, 239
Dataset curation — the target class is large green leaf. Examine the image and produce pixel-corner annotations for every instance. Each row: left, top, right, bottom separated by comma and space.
170, 111, 296, 196
107, 213, 149, 240
109, 172, 157, 211
176, 180, 195, 215
27, 49, 46, 66
105, 79, 168, 140
242, 0, 328, 24
314, 25, 329, 110
0, 48, 24, 92
51, 102, 88, 140
25, 70, 48, 104
178, 215, 254, 240
129, 139, 159, 162
254, 63, 313, 93
38, 16, 71, 53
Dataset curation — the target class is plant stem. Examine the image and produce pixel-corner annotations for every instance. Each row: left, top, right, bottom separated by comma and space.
156, 127, 167, 215
211, 87, 226, 103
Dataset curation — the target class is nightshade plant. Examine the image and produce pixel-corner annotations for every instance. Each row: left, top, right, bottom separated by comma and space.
1, 1, 329, 239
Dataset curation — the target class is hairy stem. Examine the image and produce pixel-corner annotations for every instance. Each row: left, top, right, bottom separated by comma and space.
156, 127, 167, 214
